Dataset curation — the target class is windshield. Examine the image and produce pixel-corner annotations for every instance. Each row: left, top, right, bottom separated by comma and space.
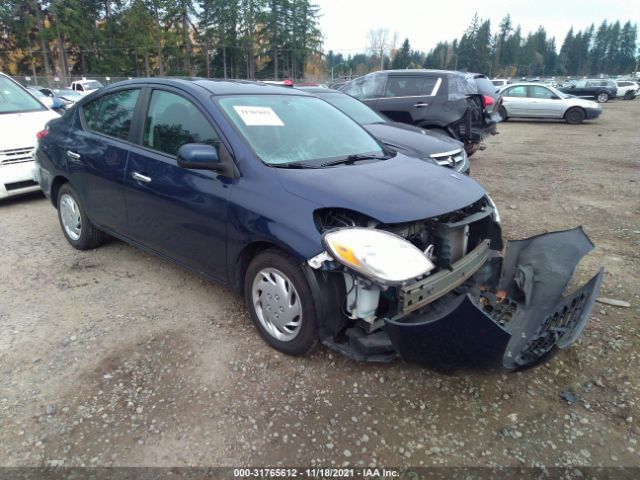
0, 76, 45, 114
317, 93, 385, 125
28, 88, 45, 98
218, 95, 385, 166
83, 80, 103, 90
546, 85, 570, 99
55, 89, 82, 98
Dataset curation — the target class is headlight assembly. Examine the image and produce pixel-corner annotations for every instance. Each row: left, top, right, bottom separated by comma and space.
486, 194, 501, 223
322, 228, 435, 284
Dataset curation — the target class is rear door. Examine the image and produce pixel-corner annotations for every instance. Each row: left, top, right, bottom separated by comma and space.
123, 87, 231, 280
527, 85, 565, 118
66, 87, 142, 232
376, 74, 441, 125
501, 85, 529, 117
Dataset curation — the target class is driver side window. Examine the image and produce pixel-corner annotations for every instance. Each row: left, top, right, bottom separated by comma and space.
529, 86, 554, 99
143, 90, 220, 157
343, 75, 383, 100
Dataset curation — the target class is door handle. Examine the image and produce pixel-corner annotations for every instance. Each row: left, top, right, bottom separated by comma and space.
131, 172, 152, 183
413, 102, 428, 108
66, 150, 81, 161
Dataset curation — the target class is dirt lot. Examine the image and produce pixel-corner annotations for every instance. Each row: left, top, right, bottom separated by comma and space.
1, 100, 639, 470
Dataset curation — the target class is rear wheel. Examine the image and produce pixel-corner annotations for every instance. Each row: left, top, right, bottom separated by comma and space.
57, 183, 107, 250
564, 107, 585, 125
596, 92, 609, 103
244, 249, 319, 356
498, 106, 508, 122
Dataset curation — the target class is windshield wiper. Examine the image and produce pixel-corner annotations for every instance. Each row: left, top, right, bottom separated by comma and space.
320, 154, 391, 167
271, 161, 320, 169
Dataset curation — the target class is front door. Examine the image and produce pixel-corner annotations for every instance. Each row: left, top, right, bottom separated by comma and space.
124, 88, 231, 280
527, 85, 565, 118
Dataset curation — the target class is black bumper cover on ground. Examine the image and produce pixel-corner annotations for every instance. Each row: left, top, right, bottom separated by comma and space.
384, 228, 603, 369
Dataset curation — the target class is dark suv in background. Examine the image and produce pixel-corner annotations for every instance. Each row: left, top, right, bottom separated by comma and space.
338, 70, 501, 156
558, 79, 617, 103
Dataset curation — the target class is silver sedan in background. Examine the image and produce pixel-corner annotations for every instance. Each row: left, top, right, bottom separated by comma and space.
497, 83, 602, 124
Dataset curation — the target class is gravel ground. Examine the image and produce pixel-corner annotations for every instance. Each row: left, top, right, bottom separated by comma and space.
0, 100, 638, 469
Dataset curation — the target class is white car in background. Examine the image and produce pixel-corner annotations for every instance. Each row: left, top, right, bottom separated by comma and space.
69, 79, 104, 96
498, 82, 602, 124
0, 73, 59, 199
615, 80, 639, 100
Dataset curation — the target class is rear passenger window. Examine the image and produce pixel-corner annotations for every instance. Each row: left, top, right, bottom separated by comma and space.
143, 90, 219, 157
384, 76, 438, 97
505, 86, 527, 98
82, 89, 140, 141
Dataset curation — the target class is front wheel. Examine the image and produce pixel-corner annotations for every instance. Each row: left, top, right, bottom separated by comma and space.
624, 91, 635, 100
57, 183, 107, 250
564, 108, 585, 125
596, 92, 609, 103
244, 249, 319, 356
464, 142, 481, 157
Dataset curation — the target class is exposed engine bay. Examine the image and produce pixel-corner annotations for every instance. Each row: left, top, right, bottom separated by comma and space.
307, 198, 603, 370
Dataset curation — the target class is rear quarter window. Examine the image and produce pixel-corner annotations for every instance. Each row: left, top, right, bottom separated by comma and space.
449, 75, 477, 100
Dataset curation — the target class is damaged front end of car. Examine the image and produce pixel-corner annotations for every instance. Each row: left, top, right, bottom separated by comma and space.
306, 197, 603, 370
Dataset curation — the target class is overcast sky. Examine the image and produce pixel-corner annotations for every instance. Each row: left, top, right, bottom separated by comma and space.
314, 0, 639, 54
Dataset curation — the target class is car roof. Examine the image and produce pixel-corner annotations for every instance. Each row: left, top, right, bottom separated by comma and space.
369, 69, 467, 77
501, 82, 554, 87
102, 77, 311, 96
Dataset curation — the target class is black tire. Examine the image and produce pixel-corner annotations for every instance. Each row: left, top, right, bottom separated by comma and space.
596, 92, 609, 103
624, 91, 635, 100
464, 142, 481, 157
244, 249, 319, 356
564, 107, 585, 125
498, 106, 508, 122
57, 183, 107, 250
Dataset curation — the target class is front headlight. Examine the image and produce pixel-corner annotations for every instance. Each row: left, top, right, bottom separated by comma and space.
322, 228, 435, 284
486, 194, 501, 223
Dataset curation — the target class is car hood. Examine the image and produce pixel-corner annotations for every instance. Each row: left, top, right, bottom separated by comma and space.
275, 153, 486, 224
363, 122, 463, 157
0, 110, 59, 150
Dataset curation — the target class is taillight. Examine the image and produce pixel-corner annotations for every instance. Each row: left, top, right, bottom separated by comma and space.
482, 95, 494, 108
36, 129, 49, 140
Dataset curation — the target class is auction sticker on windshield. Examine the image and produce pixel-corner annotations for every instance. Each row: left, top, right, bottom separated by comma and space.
233, 106, 284, 126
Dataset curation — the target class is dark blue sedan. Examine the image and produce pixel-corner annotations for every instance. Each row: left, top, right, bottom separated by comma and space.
35, 78, 603, 370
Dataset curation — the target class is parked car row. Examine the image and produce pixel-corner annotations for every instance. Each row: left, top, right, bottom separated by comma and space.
0, 73, 59, 199
337, 70, 502, 156
29, 76, 604, 371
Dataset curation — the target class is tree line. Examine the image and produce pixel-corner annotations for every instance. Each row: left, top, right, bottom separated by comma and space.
0, 0, 322, 83
328, 15, 639, 80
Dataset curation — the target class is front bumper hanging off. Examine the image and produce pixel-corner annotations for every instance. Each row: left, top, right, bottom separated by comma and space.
377, 228, 602, 369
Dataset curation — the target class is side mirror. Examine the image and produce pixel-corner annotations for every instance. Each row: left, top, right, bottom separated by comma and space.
177, 143, 221, 170
551, 95, 560, 100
